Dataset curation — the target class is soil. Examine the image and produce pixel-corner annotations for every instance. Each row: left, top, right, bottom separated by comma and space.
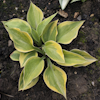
0, 0, 100, 100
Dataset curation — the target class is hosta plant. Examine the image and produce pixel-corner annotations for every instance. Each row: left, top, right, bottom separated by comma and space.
59, 0, 87, 10
2, 1, 96, 99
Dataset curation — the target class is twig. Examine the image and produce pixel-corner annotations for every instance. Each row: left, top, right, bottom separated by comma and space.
0, 91, 14, 98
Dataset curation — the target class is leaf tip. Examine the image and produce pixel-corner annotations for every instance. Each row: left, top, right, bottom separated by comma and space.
1, 21, 6, 25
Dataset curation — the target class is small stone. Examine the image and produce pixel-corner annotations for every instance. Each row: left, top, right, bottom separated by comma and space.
91, 81, 95, 86
22, 10, 24, 12
13, 14, 15, 16
74, 12, 79, 18
82, 26, 85, 28
94, 22, 98, 25
90, 14, 94, 17
77, 15, 82, 21
44, 7, 47, 11
47, 10, 49, 12
3, 0, 6, 3
58, 9, 68, 18
15, 7, 18, 10
8, 40, 12, 47
74, 71, 77, 74
48, 2, 50, 5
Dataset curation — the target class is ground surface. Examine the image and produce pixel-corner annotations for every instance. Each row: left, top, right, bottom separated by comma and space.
0, 0, 100, 100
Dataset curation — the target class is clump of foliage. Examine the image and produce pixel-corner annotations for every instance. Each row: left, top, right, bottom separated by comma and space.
2, 1, 96, 99
59, 0, 87, 10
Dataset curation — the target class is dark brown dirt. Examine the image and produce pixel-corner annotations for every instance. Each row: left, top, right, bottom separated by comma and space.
0, 0, 100, 100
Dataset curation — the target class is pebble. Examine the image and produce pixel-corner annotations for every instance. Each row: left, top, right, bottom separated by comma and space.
74, 71, 77, 74
8, 40, 12, 47
90, 14, 94, 17
82, 26, 85, 28
74, 12, 79, 18
91, 81, 95, 86
58, 9, 68, 18
22, 10, 24, 12
3, 0, 6, 3
77, 15, 82, 21
15, 7, 18, 10
48, 2, 50, 5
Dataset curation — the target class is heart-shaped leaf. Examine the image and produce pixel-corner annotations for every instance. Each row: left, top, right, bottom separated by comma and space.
23, 56, 44, 88
2, 18, 32, 36
19, 70, 39, 91
27, 1, 43, 29
10, 50, 20, 61
57, 21, 85, 44
59, 0, 70, 10
19, 51, 38, 68
58, 49, 86, 66
42, 40, 65, 63
71, 49, 97, 67
4, 27, 34, 52
41, 20, 58, 43
43, 61, 67, 99
37, 13, 57, 36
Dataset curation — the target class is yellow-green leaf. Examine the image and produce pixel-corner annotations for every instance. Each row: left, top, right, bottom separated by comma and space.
18, 70, 24, 90
4, 27, 34, 52
58, 49, 86, 66
23, 56, 44, 88
2, 18, 32, 35
57, 21, 85, 44
31, 28, 40, 42
24, 76, 39, 90
36, 13, 57, 36
19, 70, 39, 91
41, 20, 58, 43
10, 50, 20, 61
42, 40, 65, 63
27, 1, 43, 29
43, 63, 67, 99
71, 49, 97, 67
19, 51, 38, 68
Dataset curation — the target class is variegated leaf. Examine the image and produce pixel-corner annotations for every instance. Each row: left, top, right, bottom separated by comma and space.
37, 13, 57, 36
27, 1, 43, 29
71, 49, 97, 67
4, 27, 34, 52
43, 62, 67, 99
19, 70, 39, 91
2, 18, 32, 35
10, 50, 20, 61
42, 40, 65, 63
57, 21, 85, 44
58, 49, 86, 66
59, 0, 70, 10
41, 20, 58, 43
23, 56, 44, 88
19, 51, 38, 68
